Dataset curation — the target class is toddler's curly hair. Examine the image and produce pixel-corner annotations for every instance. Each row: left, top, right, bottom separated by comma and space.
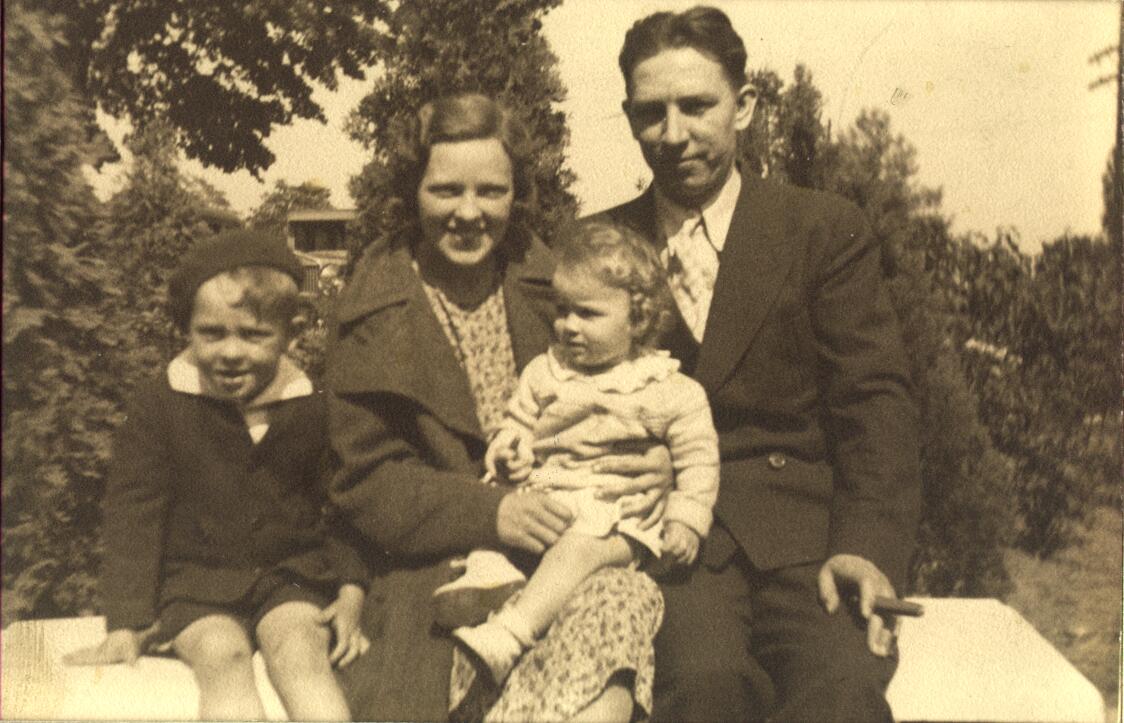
556, 221, 675, 352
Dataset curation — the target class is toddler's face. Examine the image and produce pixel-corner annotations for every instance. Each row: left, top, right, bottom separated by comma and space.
187, 276, 291, 403
552, 266, 633, 372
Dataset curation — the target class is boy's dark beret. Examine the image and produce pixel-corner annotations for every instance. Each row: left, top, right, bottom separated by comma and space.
168, 229, 303, 331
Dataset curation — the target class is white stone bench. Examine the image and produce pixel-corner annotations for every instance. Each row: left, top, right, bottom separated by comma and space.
1, 598, 1106, 721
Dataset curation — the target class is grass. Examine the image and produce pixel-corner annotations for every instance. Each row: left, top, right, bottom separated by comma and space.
1003, 505, 1122, 720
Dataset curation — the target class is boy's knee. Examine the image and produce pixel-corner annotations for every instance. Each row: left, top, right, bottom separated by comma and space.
261, 618, 329, 673
185, 627, 254, 672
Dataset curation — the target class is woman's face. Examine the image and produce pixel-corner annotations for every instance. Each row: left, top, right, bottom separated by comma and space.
417, 138, 515, 269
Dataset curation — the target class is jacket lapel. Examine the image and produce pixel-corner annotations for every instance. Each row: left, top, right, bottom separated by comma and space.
606, 189, 660, 243
329, 246, 482, 439
694, 174, 797, 392
504, 239, 556, 371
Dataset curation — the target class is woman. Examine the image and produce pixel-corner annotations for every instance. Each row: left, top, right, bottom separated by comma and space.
327, 93, 668, 722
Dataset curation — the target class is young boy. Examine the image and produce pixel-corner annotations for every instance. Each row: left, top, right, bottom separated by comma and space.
65, 230, 368, 721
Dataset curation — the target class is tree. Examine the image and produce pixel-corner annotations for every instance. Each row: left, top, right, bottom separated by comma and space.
247, 180, 340, 383
2, 1, 127, 622
739, 68, 784, 179
103, 122, 241, 367
741, 65, 835, 190
948, 230, 1121, 555
346, 0, 577, 255
248, 180, 334, 234
802, 101, 1015, 594
36, 0, 387, 175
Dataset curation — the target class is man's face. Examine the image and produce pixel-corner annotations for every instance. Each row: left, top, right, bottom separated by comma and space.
624, 46, 756, 208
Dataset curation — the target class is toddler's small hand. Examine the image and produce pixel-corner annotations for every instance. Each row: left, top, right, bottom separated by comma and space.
504, 452, 533, 483
320, 584, 370, 668
486, 428, 534, 483
661, 521, 700, 566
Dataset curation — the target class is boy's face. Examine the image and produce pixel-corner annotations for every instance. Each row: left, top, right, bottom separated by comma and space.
187, 276, 292, 403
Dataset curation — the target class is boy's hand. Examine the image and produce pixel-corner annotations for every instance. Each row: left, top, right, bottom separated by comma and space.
319, 584, 370, 668
64, 627, 147, 666
486, 428, 534, 483
662, 521, 700, 566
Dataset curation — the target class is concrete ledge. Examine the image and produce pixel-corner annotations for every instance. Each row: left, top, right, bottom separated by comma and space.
1, 616, 286, 720
888, 598, 1105, 722
1, 599, 1106, 721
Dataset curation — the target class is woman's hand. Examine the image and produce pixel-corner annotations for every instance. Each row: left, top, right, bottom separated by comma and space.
320, 583, 370, 668
593, 444, 673, 528
496, 490, 573, 554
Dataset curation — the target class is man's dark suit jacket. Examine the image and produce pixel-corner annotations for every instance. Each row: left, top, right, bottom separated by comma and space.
588, 171, 921, 589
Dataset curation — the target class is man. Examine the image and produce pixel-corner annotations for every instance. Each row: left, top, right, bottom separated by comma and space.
586, 7, 922, 721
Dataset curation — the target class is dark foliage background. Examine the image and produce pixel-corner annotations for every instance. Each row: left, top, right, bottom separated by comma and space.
3, 0, 1119, 624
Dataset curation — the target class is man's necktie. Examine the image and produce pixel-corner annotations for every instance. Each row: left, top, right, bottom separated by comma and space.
664, 213, 719, 342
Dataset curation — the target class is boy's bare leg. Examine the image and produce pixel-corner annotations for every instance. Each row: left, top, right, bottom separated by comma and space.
256, 601, 350, 721
173, 615, 265, 720
513, 531, 634, 637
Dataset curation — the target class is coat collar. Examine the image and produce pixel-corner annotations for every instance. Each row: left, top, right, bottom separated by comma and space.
167, 351, 313, 408
602, 171, 797, 393
328, 239, 555, 441
333, 240, 556, 328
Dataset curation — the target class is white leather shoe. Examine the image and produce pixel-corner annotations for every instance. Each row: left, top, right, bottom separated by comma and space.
433, 550, 527, 629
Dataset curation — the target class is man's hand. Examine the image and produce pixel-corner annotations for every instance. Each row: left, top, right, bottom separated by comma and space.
593, 444, 673, 528
485, 428, 534, 483
496, 490, 573, 554
661, 520, 700, 565
64, 628, 148, 666
319, 583, 370, 668
817, 554, 898, 657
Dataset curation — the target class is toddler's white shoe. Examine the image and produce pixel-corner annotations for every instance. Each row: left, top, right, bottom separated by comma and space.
434, 550, 526, 629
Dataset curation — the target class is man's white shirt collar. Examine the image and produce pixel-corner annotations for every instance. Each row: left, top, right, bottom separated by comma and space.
654, 168, 742, 252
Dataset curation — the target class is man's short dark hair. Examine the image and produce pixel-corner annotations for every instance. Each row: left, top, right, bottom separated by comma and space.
619, 6, 747, 95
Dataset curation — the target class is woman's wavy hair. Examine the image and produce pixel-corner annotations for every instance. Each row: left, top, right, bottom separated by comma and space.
379, 93, 538, 262
556, 221, 675, 353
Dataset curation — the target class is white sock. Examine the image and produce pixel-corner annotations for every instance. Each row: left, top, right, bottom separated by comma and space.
492, 606, 537, 648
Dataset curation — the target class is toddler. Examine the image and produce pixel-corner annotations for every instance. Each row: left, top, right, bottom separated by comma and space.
66, 230, 368, 721
449, 221, 719, 685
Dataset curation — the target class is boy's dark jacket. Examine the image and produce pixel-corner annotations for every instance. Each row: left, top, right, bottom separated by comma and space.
101, 359, 367, 632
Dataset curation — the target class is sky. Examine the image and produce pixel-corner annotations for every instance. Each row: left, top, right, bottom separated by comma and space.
90, 0, 1119, 254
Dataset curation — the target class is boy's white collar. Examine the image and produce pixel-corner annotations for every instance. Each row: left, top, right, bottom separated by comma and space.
167, 352, 313, 408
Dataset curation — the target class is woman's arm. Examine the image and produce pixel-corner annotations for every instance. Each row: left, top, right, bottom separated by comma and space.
329, 391, 508, 558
